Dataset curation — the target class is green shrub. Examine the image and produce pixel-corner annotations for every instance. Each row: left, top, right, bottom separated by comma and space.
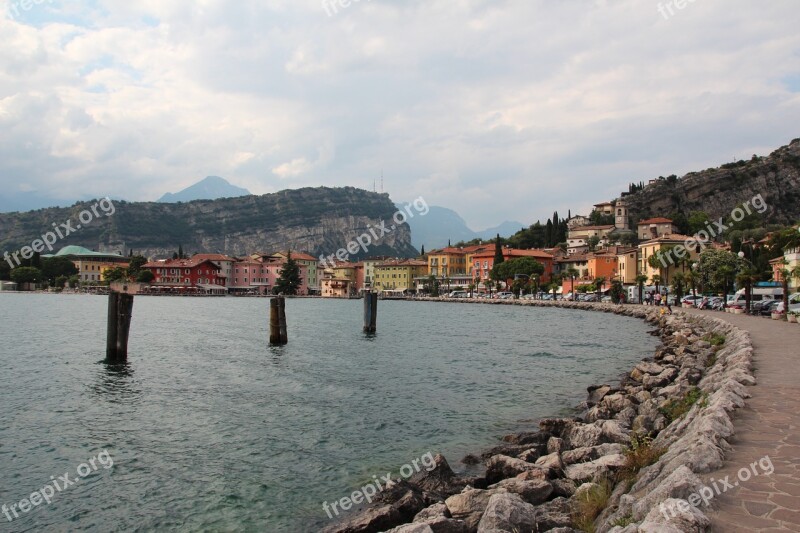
571, 478, 613, 533
703, 332, 725, 346
619, 432, 666, 482
659, 387, 708, 423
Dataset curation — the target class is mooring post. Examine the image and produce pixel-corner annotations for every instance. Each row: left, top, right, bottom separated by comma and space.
270, 296, 288, 345
106, 292, 134, 362
278, 296, 288, 344
363, 290, 378, 333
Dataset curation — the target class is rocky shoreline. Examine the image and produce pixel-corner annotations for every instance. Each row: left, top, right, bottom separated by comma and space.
322, 301, 755, 533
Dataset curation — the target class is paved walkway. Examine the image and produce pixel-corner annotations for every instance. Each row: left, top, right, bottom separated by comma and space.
679, 308, 800, 532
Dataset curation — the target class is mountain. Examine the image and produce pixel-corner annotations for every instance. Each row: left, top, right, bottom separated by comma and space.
476, 221, 525, 241
0, 187, 418, 260
621, 138, 800, 225
157, 176, 251, 203
399, 204, 523, 249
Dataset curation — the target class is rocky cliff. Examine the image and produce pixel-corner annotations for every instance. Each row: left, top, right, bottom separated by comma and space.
622, 138, 800, 225
0, 187, 419, 260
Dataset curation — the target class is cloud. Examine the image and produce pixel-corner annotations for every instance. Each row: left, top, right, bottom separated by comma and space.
0, 0, 799, 226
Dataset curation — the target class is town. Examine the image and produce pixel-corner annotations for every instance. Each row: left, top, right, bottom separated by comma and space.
2, 197, 798, 320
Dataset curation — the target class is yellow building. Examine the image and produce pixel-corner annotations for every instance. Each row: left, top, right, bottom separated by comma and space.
374, 259, 428, 293
361, 256, 392, 289
616, 247, 639, 284
638, 234, 703, 285
427, 248, 467, 278
49, 245, 128, 283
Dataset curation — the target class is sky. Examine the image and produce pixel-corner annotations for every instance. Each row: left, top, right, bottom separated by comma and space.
1, 0, 799, 229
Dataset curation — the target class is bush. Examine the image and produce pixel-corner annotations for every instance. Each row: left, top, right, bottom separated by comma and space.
703, 332, 726, 346
619, 432, 666, 482
659, 387, 708, 423
571, 478, 613, 533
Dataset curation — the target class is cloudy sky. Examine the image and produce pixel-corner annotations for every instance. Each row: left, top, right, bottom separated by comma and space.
1, 0, 799, 228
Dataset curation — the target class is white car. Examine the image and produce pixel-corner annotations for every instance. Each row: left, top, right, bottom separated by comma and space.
775, 293, 800, 314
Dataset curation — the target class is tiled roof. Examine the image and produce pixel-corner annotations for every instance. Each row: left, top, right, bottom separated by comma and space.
143, 258, 221, 269
638, 217, 674, 225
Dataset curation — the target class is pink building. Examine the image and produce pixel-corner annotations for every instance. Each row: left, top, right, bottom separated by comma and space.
228, 256, 308, 295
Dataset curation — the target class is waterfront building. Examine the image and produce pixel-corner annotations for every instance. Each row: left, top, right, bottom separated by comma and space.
616, 247, 640, 284
373, 259, 428, 293
143, 257, 226, 290
471, 248, 555, 288
427, 248, 467, 278
361, 256, 392, 290
638, 234, 703, 285
50, 245, 129, 283
192, 253, 237, 286
264, 251, 319, 294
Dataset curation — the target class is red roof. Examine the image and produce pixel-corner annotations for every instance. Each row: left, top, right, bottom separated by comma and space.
192, 253, 237, 262
143, 258, 221, 269
638, 217, 674, 225
472, 248, 554, 260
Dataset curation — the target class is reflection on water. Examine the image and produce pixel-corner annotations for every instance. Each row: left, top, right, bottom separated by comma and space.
91, 360, 141, 404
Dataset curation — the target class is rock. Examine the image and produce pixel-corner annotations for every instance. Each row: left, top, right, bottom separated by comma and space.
485, 455, 544, 484
501, 431, 550, 446
639, 498, 710, 532
321, 504, 402, 533
643, 367, 679, 389
413, 503, 450, 522
563, 423, 603, 448
407, 454, 466, 500
635, 361, 665, 375
551, 478, 578, 498
539, 417, 575, 438
562, 443, 624, 465
532, 497, 573, 530
480, 444, 532, 460
564, 454, 627, 483
598, 420, 631, 444
574, 482, 599, 500
631, 466, 706, 520
445, 488, 504, 531
384, 523, 434, 533
515, 468, 548, 481
488, 478, 553, 505
517, 448, 542, 463
547, 437, 565, 454
476, 493, 538, 533
587, 384, 613, 405
461, 454, 480, 465
534, 452, 564, 477
601, 393, 632, 413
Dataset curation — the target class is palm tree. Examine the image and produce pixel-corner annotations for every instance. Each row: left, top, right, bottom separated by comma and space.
551, 273, 563, 300
779, 265, 791, 319
594, 276, 606, 301
566, 267, 579, 301
687, 269, 701, 301
717, 265, 735, 307
736, 267, 760, 313
671, 271, 686, 300
651, 274, 662, 294
635, 274, 649, 304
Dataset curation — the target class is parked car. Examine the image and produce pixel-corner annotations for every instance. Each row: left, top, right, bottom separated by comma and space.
759, 300, 781, 317
681, 295, 702, 306
497, 292, 514, 299
775, 293, 800, 314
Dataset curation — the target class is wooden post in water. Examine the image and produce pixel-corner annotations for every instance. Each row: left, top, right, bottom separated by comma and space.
106, 292, 134, 362
363, 290, 378, 333
270, 296, 288, 345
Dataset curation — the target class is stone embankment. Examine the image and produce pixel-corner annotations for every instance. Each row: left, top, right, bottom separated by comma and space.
322, 301, 755, 533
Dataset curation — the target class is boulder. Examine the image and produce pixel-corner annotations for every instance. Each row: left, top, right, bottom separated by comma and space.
485, 455, 544, 484
547, 437, 565, 454
563, 423, 603, 448
562, 443, 624, 465
408, 454, 466, 500
532, 497, 573, 530
539, 417, 575, 438
476, 493, 538, 533
635, 361, 665, 375
638, 498, 710, 532
587, 384, 613, 405
631, 466, 706, 520
487, 478, 553, 505
413, 503, 450, 522
564, 454, 627, 483
534, 452, 564, 477
445, 488, 504, 531
321, 504, 402, 533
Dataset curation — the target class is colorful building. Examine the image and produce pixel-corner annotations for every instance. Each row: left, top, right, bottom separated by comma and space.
361, 256, 392, 290
263, 251, 319, 293
374, 259, 428, 293
143, 257, 226, 290
192, 253, 237, 285
637, 218, 678, 241
427, 248, 468, 278
638, 234, 702, 285
616, 247, 639, 285
229, 256, 309, 295
471, 248, 555, 289
50, 245, 129, 283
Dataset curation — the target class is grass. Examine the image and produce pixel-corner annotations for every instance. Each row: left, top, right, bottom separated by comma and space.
618, 432, 666, 483
610, 514, 635, 527
571, 478, 613, 533
703, 332, 726, 347
659, 387, 708, 423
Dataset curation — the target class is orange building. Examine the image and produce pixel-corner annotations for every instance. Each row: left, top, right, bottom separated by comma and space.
471, 247, 554, 286
587, 249, 620, 281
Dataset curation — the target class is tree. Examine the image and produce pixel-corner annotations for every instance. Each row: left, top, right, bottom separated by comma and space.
493, 235, 505, 269
566, 267, 579, 301
274, 252, 302, 295
41, 257, 79, 284
136, 270, 155, 283
420, 245, 425, 256
735, 267, 759, 313
485, 279, 494, 296
127, 255, 148, 278
0, 260, 10, 281
103, 267, 128, 283
610, 279, 625, 304
492, 257, 545, 288
594, 276, 606, 301
551, 273, 563, 300
779, 266, 791, 319
68, 275, 80, 288
587, 236, 600, 252
697, 249, 740, 298
54, 275, 68, 289
635, 274, 649, 304
671, 272, 686, 300
651, 274, 662, 293
11, 267, 42, 286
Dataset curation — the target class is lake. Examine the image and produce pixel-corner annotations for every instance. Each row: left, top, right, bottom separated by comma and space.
0, 294, 656, 532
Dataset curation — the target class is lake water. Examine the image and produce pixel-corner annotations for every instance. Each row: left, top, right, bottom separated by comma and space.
0, 294, 656, 532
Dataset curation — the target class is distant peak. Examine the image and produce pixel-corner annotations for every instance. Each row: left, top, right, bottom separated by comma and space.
157, 176, 251, 203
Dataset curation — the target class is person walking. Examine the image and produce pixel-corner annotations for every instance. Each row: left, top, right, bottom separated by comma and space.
654, 291, 662, 306
664, 288, 673, 314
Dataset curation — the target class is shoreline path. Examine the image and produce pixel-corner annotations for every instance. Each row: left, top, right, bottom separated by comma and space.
680, 307, 800, 532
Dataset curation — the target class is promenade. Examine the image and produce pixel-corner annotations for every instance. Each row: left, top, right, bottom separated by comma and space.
680, 308, 800, 532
